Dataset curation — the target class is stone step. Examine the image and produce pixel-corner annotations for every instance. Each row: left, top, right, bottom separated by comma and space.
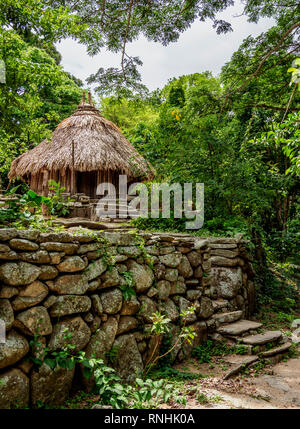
223, 355, 259, 380
213, 310, 243, 324
217, 320, 263, 336
259, 342, 291, 358
240, 331, 282, 346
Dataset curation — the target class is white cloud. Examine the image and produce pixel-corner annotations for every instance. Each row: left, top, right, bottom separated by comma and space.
55, 2, 274, 92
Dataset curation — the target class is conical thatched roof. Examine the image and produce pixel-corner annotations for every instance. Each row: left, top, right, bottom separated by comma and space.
9, 93, 154, 181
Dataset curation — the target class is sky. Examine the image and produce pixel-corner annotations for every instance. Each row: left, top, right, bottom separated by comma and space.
55, 2, 275, 93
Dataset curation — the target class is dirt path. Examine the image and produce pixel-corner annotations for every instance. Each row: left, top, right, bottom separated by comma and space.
173, 354, 300, 409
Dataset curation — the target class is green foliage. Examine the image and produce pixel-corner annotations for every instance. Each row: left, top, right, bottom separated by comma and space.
0, 27, 82, 186
48, 180, 73, 217
192, 340, 248, 363
29, 331, 185, 409
120, 271, 136, 301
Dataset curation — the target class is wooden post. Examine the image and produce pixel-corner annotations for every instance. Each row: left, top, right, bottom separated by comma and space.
71, 139, 76, 195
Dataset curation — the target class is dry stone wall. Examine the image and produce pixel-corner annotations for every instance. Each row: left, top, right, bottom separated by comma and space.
0, 228, 255, 408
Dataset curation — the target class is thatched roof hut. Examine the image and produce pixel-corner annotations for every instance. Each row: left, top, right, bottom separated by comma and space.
9, 92, 154, 198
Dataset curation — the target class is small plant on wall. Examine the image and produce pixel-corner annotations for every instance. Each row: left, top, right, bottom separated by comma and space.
48, 180, 74, 217
144, 306, 197, 375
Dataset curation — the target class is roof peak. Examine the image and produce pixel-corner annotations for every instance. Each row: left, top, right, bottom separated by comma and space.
75, 90, 101, 117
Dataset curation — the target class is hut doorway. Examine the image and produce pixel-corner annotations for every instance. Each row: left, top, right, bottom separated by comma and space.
76, 171, 98, 198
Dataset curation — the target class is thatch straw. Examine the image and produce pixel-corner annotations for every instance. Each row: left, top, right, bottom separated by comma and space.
9, 95, 154, 181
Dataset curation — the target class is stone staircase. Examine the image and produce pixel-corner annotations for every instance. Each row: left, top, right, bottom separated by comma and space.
210, 311, 292, 378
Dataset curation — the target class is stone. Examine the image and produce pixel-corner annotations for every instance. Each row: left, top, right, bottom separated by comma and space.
210, 243, 237, 249
57, 256, 87, 272
19, 250, 50, 264
159, 252, 182, 268
0, 228, 17, 241
31, 363, 75, 406
127, 260, 154, 293
212, 299, 229, 311
0, 330, 29, 369
49, 252, 63, 264
101, 267, 120, 288
187, 289, 202, 301
77, 243, 104, 255
236, 294, 244, 309
185, 279, 200, 286
39, 232, 77, 243
241, 331, 282, 345
259, 342, 291, 357
180, 321, 207, 360
91, 294, 103, 316
157, 280, 171, 300
202, 260, 212, 272
10, 238, 39, 251
164, 268, 178, 282
159, 246, 175, 255
0, 251, 18, 260
0, 369, 29, 409
194, 239, 208, 249
176, 246, 191, 253
86, 279, 101, 292
145, 245, 159, 256
49, 295, 91, 317
213, 311, 243, 324
197, 297, 213, 319
178, 297, 197, 323
211, 249, 239, 258
90, 316, 101, 333
177, 255, 193, 278
223, 356, 258, 380
38, 265, 58, 280
120, 295, 140, 315
0, 299, 14, 330
84, 258, 107, 281
186, 251, 202, 267
212, 267, 243, 299
17, 359, 33, 374
49, 274, 89, 295
113, 334, 143, 383
48, 316, 91, 352
138, 296, 157, 323
118, 246, 141, 257
170, 281, 186, 295
0, 286, 18, 299
211, 256, 240, 267
100, 288, 123, 314
0, 244, 10, 252
84, 316, 118, 360
40, 242, 79, 255
17, 230, 40, 241
291, 319, 300, 330
158, 299, 179, 322
117, 316, 138, 335
217, 320, 262, 336
83, 312, 94, 323
43, 295, 57, 309
147, 287, 158, 298
15, 306, 52, 336
0, 262, 41, 286
154, 263, 166, 280
137, 341, 147, 353
11, 281, 48, 311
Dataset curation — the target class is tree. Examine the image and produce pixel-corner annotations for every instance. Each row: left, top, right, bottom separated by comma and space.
0, 28, 82, 185
2, 1, 299, 95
